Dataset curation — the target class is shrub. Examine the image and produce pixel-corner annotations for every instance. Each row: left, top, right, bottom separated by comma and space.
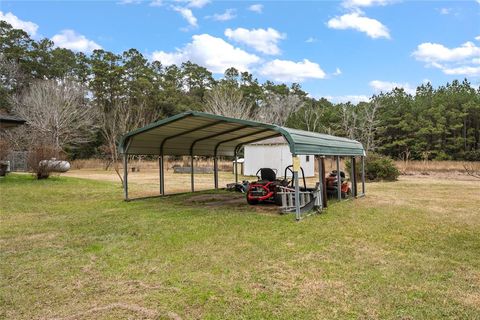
463, 150, 480, 162
27, 145, 59, 179
0, 139, 11, 161
345, 153, 400, 182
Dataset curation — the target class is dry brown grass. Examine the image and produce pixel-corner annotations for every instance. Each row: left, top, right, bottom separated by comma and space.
394, 160, 478, 174
72, 158, 476, 175
70, 157, 234, 171
66, 158, 478, 199
67, 157, 340, 199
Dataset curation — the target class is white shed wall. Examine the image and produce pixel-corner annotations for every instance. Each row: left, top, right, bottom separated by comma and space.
244, 144, 315, 177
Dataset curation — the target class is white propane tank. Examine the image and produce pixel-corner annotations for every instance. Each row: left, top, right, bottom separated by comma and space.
39, 159, 71, 173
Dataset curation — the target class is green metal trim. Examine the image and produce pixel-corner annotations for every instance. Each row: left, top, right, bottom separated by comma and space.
119, 111, 194, 153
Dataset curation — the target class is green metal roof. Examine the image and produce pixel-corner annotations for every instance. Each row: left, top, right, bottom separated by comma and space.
119, 111, 365, 157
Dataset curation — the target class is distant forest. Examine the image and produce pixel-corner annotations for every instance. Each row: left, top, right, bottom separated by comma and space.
1, 21, 479, 162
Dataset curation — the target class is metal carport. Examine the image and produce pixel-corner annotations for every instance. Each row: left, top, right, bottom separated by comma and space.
119, 111, 366, 220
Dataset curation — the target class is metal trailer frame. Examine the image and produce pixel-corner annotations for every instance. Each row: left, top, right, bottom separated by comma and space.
119, 111, 366, 220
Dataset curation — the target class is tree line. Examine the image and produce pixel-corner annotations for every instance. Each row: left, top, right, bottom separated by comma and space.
1, 21, 479, 164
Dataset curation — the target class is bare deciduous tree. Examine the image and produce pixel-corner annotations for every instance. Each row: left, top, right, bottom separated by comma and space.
339, 103, 357, 140
12, 80, 97, 156
257, 93, 303, 126
204, 85, 254, 120
100, 99, 162, 182
0, 53, 24, 93
358, 101, 379, 152
298, 105, 323, 132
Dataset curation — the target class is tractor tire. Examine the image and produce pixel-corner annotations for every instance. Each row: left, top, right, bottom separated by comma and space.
247, 195, 259, 205
274, 193, 283, 206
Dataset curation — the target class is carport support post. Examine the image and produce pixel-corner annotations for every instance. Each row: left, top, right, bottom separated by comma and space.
294, 170, 300, 221
317, 156, 323, 210
159, 154, 164, 195
336, 156, 342, 200
213, 156, 219, 189
191, 154, 195, 192
123, 154, 128, 201
351, 156, 356, 197
293, 155, 301, 221
361, 155, 366, 195
321, 157, 327, 208
234, 150, 238, 184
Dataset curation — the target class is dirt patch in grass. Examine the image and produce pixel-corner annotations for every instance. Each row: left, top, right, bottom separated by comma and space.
54, 303, 181, 320
184, 193, 281, 213
185, 193, 243, 205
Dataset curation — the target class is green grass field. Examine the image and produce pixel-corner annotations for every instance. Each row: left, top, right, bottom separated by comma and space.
1, 174, 479, 319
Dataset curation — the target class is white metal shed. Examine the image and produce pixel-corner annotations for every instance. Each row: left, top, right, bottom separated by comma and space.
244, 137, 315, 177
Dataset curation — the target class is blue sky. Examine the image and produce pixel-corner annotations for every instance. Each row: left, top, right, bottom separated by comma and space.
1, 0, 479, 103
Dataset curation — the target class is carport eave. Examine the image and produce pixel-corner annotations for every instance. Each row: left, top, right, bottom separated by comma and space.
118, 111, 195, 154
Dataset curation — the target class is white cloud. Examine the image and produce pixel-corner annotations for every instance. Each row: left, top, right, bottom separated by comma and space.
224, 27, 286, 55
151, 34, 260, 73
248, 4, 263, 13
441, 65, 480, 76
412, 40, 480, 76
173, 6, 198, 28
476, 35, 480, 41
211, 9, 236, 21
413, 41, 480, 62
175, 0, 210, 8
51, 29, 101, 53
333, 67, 342, 76
0, 11, 39, 36
117, 0, 142, 4
305, 37, 317, 43
259, 59, 326, 82
342, 0, 396, 8
149, 0, 163, 7
370, 80, 416, 95
324, 95, 370, 104
439, 8, 451, 15
327, 12, 390, 39
188, 0, 210, 8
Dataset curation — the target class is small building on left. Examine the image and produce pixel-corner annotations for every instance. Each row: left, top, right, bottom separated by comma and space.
0, 113, 26, 175
0, 113, 25, 130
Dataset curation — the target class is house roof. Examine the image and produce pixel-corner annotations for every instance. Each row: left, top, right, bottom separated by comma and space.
0, 114, 26, 129
119, 111, 365, 157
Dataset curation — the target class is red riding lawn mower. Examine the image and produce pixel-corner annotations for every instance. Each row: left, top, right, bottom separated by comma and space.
326, 170, 351, 198
246, 165, 306, 205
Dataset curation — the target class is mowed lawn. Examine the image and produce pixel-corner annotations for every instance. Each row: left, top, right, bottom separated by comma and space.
1, 174, 479, 319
